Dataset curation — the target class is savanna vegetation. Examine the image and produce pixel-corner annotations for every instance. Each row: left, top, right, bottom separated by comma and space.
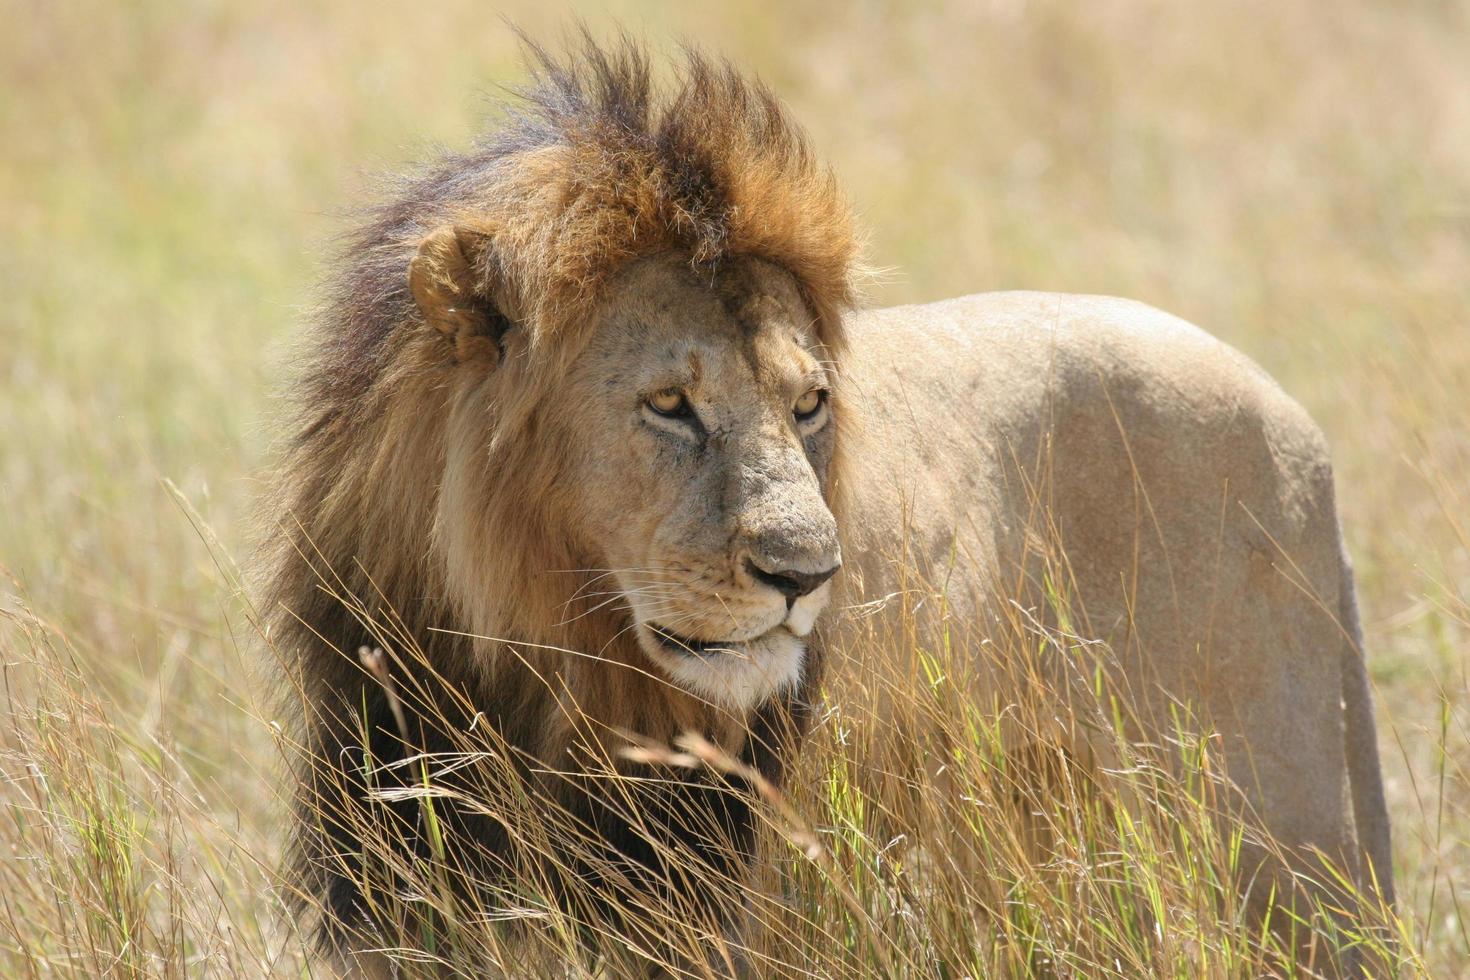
2, 1, 1466, 976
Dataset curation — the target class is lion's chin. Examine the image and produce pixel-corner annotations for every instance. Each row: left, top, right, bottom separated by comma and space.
637, 623, 805, 713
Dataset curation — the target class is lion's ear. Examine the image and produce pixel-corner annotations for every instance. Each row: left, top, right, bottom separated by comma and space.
409, 225, 513, 367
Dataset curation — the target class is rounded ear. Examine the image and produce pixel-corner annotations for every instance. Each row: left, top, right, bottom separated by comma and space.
409, 225, 512, 366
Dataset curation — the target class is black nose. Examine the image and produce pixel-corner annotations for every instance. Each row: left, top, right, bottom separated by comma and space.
744, 558, 840, 603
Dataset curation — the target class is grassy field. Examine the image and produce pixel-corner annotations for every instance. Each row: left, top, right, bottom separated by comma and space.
2, 0, 1467, 975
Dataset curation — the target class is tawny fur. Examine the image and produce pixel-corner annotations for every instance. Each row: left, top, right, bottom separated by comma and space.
267, 37, 856, 745
262, 36, 855, 964
263, 33, 1393, 977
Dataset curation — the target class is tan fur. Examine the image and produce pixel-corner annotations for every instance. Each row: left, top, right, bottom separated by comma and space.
267, 43, 855, 963
270, 39, 856, 759
831, 291, 1395, 956
266, 36, 1391, 971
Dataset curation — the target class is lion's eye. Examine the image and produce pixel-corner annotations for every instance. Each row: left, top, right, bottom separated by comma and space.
647, 389, 691, 418
793, 388, 826, 421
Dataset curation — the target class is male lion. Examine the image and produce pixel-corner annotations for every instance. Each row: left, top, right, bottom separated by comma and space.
267, 38, 1392, 976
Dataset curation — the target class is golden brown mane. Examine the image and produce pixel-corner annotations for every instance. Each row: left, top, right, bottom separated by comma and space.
263, 35, 860, 961
309, 36, 856, 401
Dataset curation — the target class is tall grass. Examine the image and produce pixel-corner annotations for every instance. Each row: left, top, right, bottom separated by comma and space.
0, 523, 1435, 976
2, 0, 1467, 975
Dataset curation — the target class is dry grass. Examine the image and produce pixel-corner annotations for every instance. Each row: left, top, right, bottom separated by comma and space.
2, 0, 1466, 976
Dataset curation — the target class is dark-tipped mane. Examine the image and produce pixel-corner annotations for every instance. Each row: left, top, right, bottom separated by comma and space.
263, 34, 855, 967
300, 34, 857, 433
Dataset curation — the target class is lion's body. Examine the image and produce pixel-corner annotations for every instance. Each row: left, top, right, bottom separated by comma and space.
266, 38, 1392, 976
831, 291, 1392, 908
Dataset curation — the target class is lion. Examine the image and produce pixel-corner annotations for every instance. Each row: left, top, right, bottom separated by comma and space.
266, 37, 1393, 976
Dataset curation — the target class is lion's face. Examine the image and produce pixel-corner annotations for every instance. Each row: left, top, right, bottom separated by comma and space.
557, 254, 842, 711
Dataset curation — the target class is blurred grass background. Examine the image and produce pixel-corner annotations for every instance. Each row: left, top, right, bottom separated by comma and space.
1, 0, 1466, 974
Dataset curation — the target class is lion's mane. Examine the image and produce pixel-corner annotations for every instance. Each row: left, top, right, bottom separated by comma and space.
264, 36, 859, 954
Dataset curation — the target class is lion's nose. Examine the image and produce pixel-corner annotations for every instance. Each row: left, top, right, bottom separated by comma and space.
744, 558, 840, 605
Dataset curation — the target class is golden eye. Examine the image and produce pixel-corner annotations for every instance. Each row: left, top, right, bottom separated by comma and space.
793, 388, 825, 420
647, 389, 689, 417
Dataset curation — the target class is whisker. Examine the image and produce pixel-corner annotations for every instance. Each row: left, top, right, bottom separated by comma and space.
558, 586, 681, 616
555, 589, 685, 628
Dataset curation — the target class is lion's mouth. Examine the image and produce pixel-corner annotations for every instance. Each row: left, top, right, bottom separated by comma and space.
647, 624, 750, 657
638, 620, 805, 710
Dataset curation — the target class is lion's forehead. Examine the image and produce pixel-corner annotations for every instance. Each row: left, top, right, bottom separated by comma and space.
746, 326, 822, 386
590, 264, 824, 400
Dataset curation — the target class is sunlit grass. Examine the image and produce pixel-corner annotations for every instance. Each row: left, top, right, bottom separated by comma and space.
2, 0, 1466, 975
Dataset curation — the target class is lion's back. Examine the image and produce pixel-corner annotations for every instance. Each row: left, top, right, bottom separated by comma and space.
839, 291, 1351, 819
841, 290, 1340, 610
